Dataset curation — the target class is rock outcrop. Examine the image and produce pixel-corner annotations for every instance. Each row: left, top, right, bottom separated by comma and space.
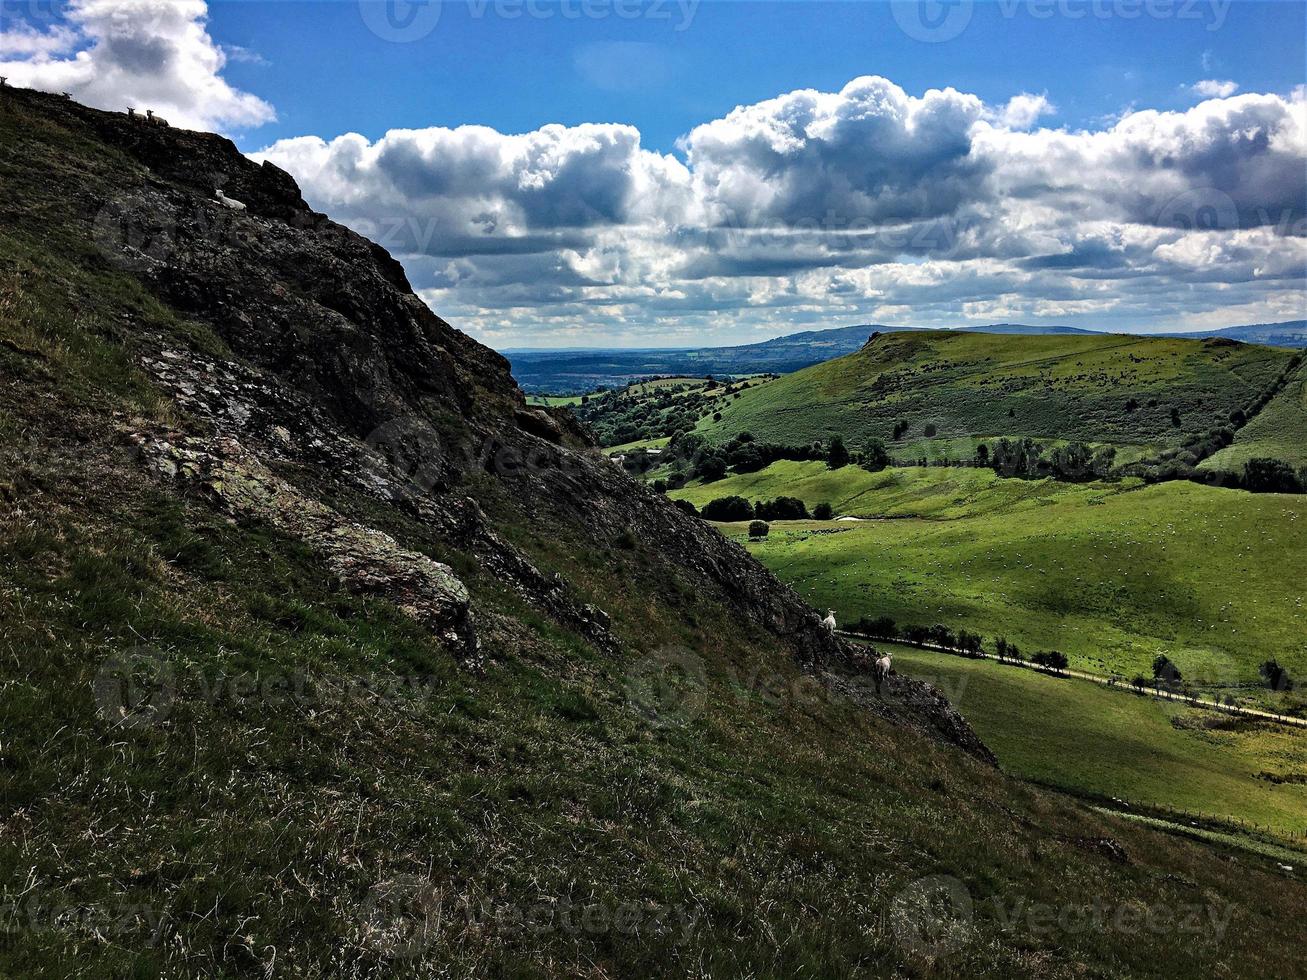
6, 86, 989, 761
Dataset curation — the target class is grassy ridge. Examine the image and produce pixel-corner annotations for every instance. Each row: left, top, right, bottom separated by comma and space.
693, 330, 1294, 456
1202, 361, 1307, 472
673, 464, 1307, 699
890, 646, 1307, 836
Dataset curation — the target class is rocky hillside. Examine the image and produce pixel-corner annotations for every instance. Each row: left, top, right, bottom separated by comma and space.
2, 87, 1305, 977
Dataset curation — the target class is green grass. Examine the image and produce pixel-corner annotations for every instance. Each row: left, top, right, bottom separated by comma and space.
678, 464, 1307, 705
694, 330, 1294, 456
889, 645, 1307, 837
1202, 361, 1307, 472
6, 87, 1307, 977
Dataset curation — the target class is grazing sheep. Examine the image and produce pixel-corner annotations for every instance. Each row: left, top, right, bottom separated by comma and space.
872, 652, 893, 696
821, 609, 837, 632
215, 189, 246, 212
145, 109, 170, 128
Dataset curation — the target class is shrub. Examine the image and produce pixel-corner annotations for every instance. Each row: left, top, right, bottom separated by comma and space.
1152, 655, 1182, 687
1259, 659, 1294, 692
672, 498, 699, 516
748, 520, 770, 540
813, 502, 834, 520
860, 438, 890, 473
827, 434, 850, 470
755, 497, 808, 521
1244, 458, 1304, 493
1032, 650, 1068, 672
701, 496, 755, 522
923, 423, 938, 438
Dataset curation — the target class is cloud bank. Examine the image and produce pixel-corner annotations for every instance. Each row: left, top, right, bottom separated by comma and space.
256, 76, 1306, 345
0, 0, 273, 132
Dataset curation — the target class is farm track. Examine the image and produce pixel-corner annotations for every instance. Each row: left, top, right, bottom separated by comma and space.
841, 632, 1307, 730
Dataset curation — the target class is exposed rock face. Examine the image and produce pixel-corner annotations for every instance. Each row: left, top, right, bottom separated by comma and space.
8, 87, 989, 761
132, 433, 480, 665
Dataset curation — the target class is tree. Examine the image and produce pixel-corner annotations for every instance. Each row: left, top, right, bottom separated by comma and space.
672, 499, 699, 516
924, 423, 938, 438
995, 636, 1008, 659
860, 438, 890, 473
827, 434, 850, 470
694, 453, 727, 482
1244, 458, 1303, 493
755, 496, 808, 521
1259, 659, 1294, 692
748, 520, 770, 540
701, 496, 755, 522
892, 420, 910, 441
975, 444, 990, 467
1152, 655, 1182, 688
1032, 650, 1068, 672
1170, 407, 1182, 427
813, 502, 834, 520
737, 431, 754, 443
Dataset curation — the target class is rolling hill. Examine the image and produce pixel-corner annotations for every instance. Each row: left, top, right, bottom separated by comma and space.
669, 464, 1307, 706
14, 86, 1307, 977
508, 320, 1307, 393
1200, 359, 1307, 472
692, 329, 1298, 460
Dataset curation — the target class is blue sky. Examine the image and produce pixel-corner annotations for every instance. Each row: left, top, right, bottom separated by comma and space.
2, 1, 1305, 348
207, 1, 1306, 154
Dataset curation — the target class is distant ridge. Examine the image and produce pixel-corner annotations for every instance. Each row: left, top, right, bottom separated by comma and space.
506, 319, 1305, 393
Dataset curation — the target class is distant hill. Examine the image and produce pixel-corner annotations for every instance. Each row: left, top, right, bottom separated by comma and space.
507, 320, 1305, 393
1158, 321, 1307, 348
692, 329, 1298, 457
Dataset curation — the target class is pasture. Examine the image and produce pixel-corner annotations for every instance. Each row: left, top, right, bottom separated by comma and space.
888, 645, 1307, 838
675, 465, 1307, 706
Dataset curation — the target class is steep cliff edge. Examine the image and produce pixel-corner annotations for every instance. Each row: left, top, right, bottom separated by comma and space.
2, 88, 1304, 978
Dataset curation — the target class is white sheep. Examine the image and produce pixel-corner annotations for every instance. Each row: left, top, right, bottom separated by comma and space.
145, 109, 170, 128
872, 652, 893, 696
215, 189, 246, 212
821, 609, 837, 632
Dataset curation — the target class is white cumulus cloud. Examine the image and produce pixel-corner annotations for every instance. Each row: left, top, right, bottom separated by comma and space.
0, 0, 273, 132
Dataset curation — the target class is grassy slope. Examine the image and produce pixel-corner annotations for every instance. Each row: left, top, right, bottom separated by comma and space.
5, 92, 1307, 977
1202, 361, 1307, 472
694, 330, 1293, 456
890, 646, 1307, 836
673, 465, 1307, 700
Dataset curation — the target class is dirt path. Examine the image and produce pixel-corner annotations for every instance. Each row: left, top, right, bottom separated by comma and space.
840, 632, 1307, 730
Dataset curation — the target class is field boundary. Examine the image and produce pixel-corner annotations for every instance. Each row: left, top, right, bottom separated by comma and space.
840, 632, 1307, 730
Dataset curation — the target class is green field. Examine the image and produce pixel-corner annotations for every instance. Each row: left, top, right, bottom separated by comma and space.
674, 464, 1307, 704
694, 330, 1294, 457
1202, 361, 1307, 473
889, 646, 1307, 837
